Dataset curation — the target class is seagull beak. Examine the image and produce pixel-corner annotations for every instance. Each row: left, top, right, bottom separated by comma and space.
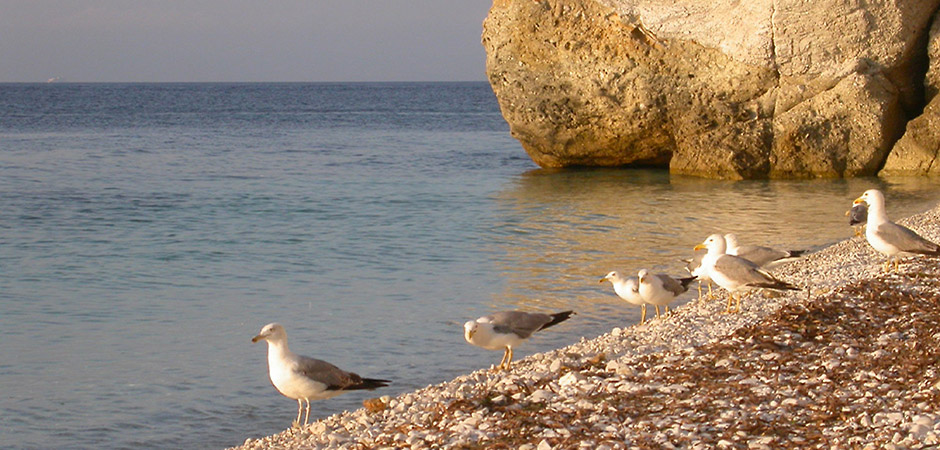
467, 329, 476, 340
693, 244, 706, 251
599, 277, 608, 283
251, 334, 264, 343
853, 197, 864, 205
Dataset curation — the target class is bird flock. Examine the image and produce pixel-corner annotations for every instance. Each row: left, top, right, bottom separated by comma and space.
252, 188, 938, 427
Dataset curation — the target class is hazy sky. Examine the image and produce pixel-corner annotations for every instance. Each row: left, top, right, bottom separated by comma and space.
0, 1, 492, 82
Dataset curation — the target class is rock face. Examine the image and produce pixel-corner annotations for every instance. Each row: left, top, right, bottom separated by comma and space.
482, 0, 940, 179
882, 17, 940, 176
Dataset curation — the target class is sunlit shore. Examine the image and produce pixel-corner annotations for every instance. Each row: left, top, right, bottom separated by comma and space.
233, 202, 940, 450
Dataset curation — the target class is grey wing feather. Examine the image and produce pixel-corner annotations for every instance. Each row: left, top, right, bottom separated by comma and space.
490, 311, 551, 339
735, 245, 789, 267
294, 356, 361, 390
657, 274, 689, 296
714, 255, 766, 284
877, 222, 940, 253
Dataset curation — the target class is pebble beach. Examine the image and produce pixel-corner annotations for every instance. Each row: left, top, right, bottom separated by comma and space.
233, 202, 940, 450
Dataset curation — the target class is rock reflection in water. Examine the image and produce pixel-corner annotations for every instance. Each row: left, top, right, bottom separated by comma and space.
485, 169, 940, 329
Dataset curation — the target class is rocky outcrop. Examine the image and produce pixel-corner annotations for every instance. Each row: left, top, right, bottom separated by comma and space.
882, 17, 940, 176
482, 0, 940, 179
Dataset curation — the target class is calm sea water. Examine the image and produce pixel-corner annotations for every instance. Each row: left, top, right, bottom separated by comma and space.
1, 82, 938, 449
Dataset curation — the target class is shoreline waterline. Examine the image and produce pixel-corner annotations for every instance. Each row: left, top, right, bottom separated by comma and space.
232, 201, 940, 449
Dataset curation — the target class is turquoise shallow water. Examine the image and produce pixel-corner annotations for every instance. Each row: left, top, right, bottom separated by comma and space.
1, 82, 938, 449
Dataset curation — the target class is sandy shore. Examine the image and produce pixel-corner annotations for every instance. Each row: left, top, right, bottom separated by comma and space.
232, 203, 940, 450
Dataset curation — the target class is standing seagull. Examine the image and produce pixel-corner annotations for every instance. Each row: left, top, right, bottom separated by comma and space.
252, 323, 390, 427
854, 189, 940, 272
847, 202, 868, 237
724, 233, 805, 267
464, 310, 573, 371
600, 271, 648, 324
637, 269, 696, 318
694, 234, 800, 313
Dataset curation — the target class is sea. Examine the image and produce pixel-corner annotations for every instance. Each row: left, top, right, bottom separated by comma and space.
1, 82, 938, 449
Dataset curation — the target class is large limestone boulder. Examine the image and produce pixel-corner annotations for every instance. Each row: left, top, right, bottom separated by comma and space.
482, 0, 939, 179
882, 16, 940, 176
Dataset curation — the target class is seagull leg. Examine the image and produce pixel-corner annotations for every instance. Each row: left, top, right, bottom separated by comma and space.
707, 282, 714, 300
497, 348, 509, 370
654, 305, 662, 318
304, 398, 311, 426
504, 347, 514, 370
724, 294, 735, 314
665, 305, 670, 315
640, 304, 647, 324
293, 399, 303, 428
696, 282, 703, 300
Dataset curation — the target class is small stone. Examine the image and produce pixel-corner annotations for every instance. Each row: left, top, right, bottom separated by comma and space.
529, 389, 556, 403
537, 440, 553, 450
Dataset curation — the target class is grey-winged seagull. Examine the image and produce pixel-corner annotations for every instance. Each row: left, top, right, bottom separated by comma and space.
252, 323, 390, 427
854, 189, 940, 272
694, 234, 800, 313
723, 233, 805, 268
847, 202, 868, 237
464, 310, 573, 371
600, 271, 647, 324
637, 269, 696, 318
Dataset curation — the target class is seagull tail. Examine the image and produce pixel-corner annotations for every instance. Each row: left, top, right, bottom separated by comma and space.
541, 310, 575, 330
787, 249, 807, 258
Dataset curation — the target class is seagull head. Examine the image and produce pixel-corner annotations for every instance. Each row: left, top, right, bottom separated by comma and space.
854, 189, 883, 207
252, 322, 287, 344
637, 269, 650, 283
600, 271, 620, 284
694, 234, 727, 254
463, 320, 479, 343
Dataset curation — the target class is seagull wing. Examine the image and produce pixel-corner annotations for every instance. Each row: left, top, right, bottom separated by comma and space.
875, 221, 940, 255
293, 355, 363, 391
489, 311, 551, 339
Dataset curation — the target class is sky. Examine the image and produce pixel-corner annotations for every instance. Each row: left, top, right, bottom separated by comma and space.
0, 1, 492, 82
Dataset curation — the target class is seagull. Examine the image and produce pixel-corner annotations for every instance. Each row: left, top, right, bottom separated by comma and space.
600, 271, 648, 324
723, 233, 805, 268
846, 202, 868, 237
637, 269, 696, 318
694, 234, 800, 313
854, 189, 940, 272
682, 247, 713, 300
464, 310, 573, 371
252, 323, 390, 427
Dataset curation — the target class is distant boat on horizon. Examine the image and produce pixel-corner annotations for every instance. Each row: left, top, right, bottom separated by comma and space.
46, 76, 63, 83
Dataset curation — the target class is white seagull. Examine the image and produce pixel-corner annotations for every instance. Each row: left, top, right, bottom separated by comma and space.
723, 233, 805, 268
637, 269, 696, 318
854, 189, 940, 272
464, 310, 573, 371
694, 234, 799, 313
252, 323, 390, 427
600, 271, 648, 324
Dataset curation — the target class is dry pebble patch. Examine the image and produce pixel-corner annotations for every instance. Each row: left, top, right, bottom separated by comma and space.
232, 205, 940, 450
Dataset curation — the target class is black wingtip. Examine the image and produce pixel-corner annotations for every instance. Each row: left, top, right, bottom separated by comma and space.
541, 310, 574, 330
678, 276, 698, 289
357, 378, 391, 390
